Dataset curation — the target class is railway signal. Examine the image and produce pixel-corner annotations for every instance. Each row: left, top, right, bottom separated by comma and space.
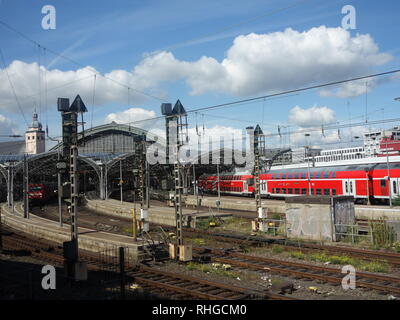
57, 95, 88, 281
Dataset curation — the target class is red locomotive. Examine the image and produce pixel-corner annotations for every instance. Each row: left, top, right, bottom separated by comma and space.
28, 183, 56, 202
198, 162, 400, 204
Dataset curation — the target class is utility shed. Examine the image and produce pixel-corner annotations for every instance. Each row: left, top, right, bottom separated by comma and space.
285, 196, 355, 242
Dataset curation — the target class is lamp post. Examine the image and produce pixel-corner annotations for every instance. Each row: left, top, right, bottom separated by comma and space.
384, 135, 392, 207
305, 134, 311, 195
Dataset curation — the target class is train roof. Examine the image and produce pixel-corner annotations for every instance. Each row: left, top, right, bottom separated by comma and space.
266, 162, 400, 174
200, 162, 400, 177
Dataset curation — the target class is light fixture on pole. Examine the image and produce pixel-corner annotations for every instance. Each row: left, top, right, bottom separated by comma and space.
305, 133, 311, 195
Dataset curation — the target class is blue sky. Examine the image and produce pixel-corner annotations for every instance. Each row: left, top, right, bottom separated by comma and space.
0, 0, 400, 150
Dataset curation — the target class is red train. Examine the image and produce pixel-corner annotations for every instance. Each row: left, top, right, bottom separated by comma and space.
198, 162, 400, 204
28, 184, 57, 202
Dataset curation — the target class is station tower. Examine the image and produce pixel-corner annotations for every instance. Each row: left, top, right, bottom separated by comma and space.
25, 110, 45, 154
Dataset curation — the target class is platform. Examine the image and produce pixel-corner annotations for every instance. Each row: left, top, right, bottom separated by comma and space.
0, 202, 150, 261
184, 195, 400, 220
86, 198, 231, 227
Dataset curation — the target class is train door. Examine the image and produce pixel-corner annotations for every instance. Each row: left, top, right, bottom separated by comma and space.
391, 178, 400, 198
342, 179, 356, 196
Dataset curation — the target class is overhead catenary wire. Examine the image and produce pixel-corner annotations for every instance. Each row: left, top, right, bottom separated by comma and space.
0, 19, 167, 103
117, 67, 400, 128
0, 48, 28, 126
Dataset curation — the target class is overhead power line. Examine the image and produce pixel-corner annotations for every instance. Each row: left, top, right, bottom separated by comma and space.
118, 67, 400, 127
0, 20, 167, 103
0, 48, 28, 126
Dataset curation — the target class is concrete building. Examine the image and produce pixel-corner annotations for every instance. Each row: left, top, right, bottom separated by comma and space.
25, 111, 45, 154
314, 146, 365, 163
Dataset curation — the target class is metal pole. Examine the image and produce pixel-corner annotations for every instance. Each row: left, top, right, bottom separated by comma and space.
23, 154, 28, 218
70, 146, 79, 259
119, 247, 125, 300
0, 207, 3, 253
305, 146, 311, 195
120, 160, 123, 203
105, 167, 108, 200
366, 171, 370, 205
146, 158, 150, 209
10, 163, 14, 213
217, 163, 220, 200
25, 155, 29, 219
194, 164, 199, 214
386, 139, 392, 207
57, 148, 63, 227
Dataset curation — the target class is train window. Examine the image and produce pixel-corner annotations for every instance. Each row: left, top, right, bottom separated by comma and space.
316, 189, 322, 195
282, 174, 286, 179
288, 188, 293, 194
345, 181, 349, 193
324, 189, 330, 195
332, 189, 336, 195
331, 172, 336, 178
301, 173, 306, 179
295, 188, 300, 194
380, 180, 386, 187
315, 172, 321, 179
272, 188, 275, 193
282, 188, 286, 194
350, 182, 353, 193
276, 188, 280, 194
301, 188, 307, 195
394, 181, 397, 194
323, 172, 329, 178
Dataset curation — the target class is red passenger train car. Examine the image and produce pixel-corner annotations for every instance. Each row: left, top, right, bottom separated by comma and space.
28, 184, 56, 202
198, 162, 400, 204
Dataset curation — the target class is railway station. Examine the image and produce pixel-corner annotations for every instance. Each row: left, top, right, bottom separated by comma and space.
2, 1, 400, 307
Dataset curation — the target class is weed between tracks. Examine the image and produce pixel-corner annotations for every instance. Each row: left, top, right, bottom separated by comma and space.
248, 245, 391, 273
186, 262, 241, 279
289, 250, 390, 273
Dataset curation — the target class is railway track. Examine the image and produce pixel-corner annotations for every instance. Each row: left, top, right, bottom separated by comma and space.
30, 202, 400, 266
1, 226, 289, 300
194, 247, 400, 295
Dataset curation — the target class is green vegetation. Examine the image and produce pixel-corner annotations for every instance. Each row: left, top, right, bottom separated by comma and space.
271, 245, 285, 254
287, 251, 306, 260
186, 262, 240, 278
286, 250, 390, 273
370, 220, 396, 247
190, 238, 206, 246
217, 217, 252, 233
196, 217, 219, 230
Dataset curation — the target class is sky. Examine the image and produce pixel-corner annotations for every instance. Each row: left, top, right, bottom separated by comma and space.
0, 0, 400, 151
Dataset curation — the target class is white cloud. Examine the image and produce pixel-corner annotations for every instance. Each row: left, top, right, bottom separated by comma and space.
132, 26, 392, 97
105, 108, 156, 128
288, 105, 336, 127
0, 114, 19, 141
0, 61, 159, 114
0, 26, 393, 118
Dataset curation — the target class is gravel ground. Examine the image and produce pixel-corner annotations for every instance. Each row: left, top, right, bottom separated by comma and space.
27, 202, 400, 300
